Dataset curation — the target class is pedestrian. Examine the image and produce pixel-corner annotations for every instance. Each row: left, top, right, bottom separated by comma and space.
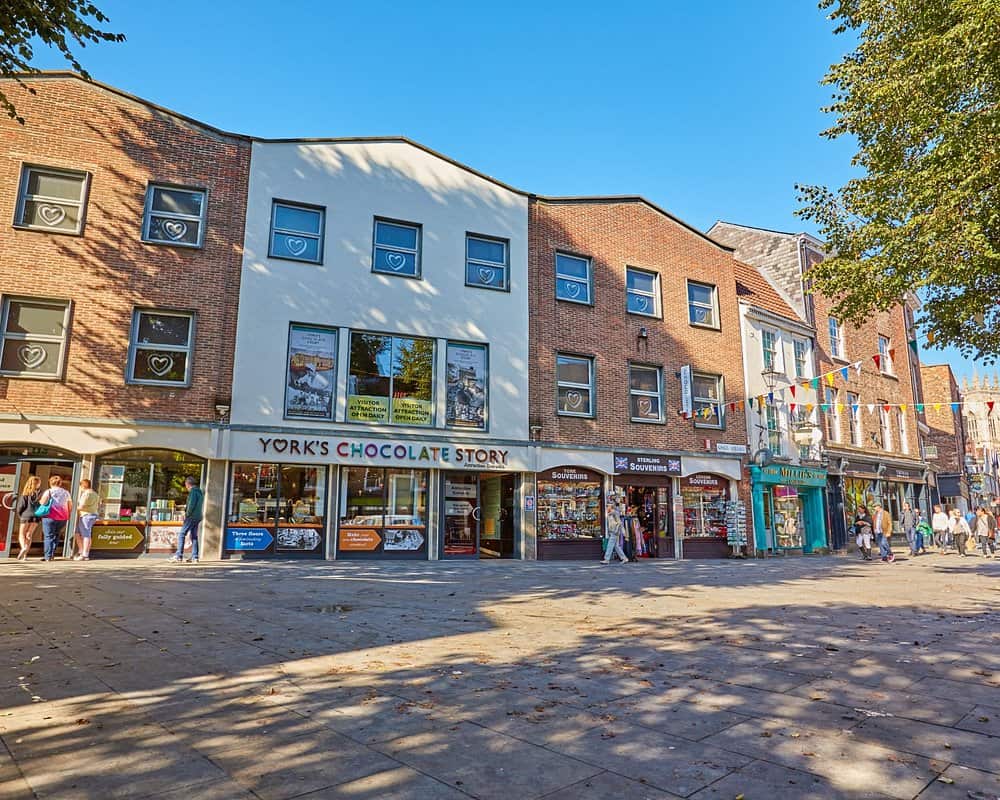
949, 508, 972, 557
15, 475, 42, 560
601, 493, 628, 564
901, 502, 918, 556
854, 506, 874, 560
36, 475, 72, 562
915, 512, 932, 555
73, 478, 99, 561
873, 503, 894, 562
170, 476, 204, 563
931, 504, 951, 552
975, 507, 996, 558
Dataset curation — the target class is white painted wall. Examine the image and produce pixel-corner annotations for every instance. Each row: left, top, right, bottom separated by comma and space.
231, 140, 530, 441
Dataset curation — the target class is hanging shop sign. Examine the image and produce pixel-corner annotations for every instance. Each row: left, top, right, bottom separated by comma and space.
680, 365, 693, 417
614, 453, 681, 476
716, 443, 748, 455
224, 527, 274, 551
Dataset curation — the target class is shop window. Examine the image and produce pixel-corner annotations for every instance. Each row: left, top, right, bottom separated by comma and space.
879, 400, 892, 450
556, 353, 594, 417
847, 391, 862, 445
338, 467, 428, 557
761, 329, 778, 373
373, 218, 421, 278
680, 474, 728, 537
0, 296, 71, 379
536, 468, 603, 540
629, 364, 662, 423
142, 184, 207, 247
269, 200, 324, 263
285, 324, 337, 420
348, 331, 434, 426
127, 309, 194, 386
771, 485, 804, 548
687, 281, 719, 329
693, 372, 724, 429
446, 341, 488, 430
829, 317, 844, 359
227, 463, 327, 554
878, 335, 894, 374
793, 339, 809, 379
626, 267, 659, 317
14, 164, 89, 234
555, 252, 592, 304
466, 235, 509, 290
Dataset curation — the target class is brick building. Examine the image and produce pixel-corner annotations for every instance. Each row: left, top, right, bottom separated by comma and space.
529, 198, 750, 559
0, 74, 250, 559
920, 364, 969, 509
710, 222, 930, 549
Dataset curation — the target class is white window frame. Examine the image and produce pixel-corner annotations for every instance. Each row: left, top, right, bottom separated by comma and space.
0, 296, 71, 380
372, 218, 422, 278
126, 309, 195, 387
847, 392, 862, 446
793, 338, 809, 379
765, 404, 781, 452
825, 387, 841, 444
14, 164, 90, 235
465, 234, 509, 291
555, 252, 592, 305
693, 372, 724, 429
829, 317, 844, 359
879, 402, 893, 451
141, 183, 207, 248
556, 353, 595, 417
628, 363, 663, 423
761, 328, 779, 373
877, 335, 894, 375
269, 200, 325, 264
687, 281, 720, 330
897, 408, 910, 455
625, 267, 660, 318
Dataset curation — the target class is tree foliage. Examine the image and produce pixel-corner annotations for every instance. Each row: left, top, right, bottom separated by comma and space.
796, 0, 1000, 361
0, 1, 124, 123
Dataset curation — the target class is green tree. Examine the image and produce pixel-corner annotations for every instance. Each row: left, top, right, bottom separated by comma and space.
1, 1, 125, 123
796, 0, 1000, 361
393, 337, 434, 400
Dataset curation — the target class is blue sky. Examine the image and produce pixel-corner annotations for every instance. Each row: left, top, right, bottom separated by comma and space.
31, 0, 988, 381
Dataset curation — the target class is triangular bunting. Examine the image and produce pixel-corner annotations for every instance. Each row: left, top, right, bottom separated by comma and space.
789, 385, 796, 399
882, 403, 891, 412
826, 373, 835, 387
866, 404, 876, 415
805, 403, 814, 413
840, 367, 849, 381
927, 330, 935, 344
836, 403, 844, 413
872, 354, 882, 369
951, 402, 960, 413
908, 339, 919, 354
820, 403, 829, 413
988, 401, 995, 415
854, 361, 863, 375
915, 403, 924, 413
810, 378, 819, 391
790, 402, 797, 413
888, 348, 896, 362
933, 403, 941, 412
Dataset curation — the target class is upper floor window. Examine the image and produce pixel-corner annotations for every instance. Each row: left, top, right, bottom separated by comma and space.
877, 335, 894, 374
556, 353, 594, 417
967, 415, 979, 441
555, 253, 592, 304
142, 184, 206, 247
446, 341, 488, 430
693, 372, 724, 429
897, 408, 909, 455
14, 165, 89, 235
348, 332, 434, 426
847, 392, 862, 446
127, 309, 194, 386
626, 268, 659, 317
828, 317, 844, 359
628, 364, 663, 423
285, 323, 337, 420
465, 235, 509, 291
687, 281, 719, 329
373, 219, 421, 278
793, 339, 809, 379
761, 329, 778, 373
270, 201, 324, 264
765, 404, 781, 452
825, 387, 841, 444
0, 297, 71, 379
878, 401, 892, 450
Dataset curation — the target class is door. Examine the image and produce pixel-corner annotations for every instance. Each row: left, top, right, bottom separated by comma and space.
0, 463, 21, 557
0, 460, 78, 557
479, 474, 515, 559
443, 472, 478, 557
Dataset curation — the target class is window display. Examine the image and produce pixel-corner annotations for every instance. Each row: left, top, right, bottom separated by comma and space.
338, 467, 428, 558
537, 467, 603, 540
446, 342, 488, 429
347, 332, 434, 426
771, 485, 804, 548
680, 474, 729, 538
285, 324, 336, 420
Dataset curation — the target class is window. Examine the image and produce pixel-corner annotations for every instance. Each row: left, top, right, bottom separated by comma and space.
270, 201, 324, 263
897, 408, 910, 455
348, 332, 434, 426
127, 309, 194, 386
285, 324, 337, 419
446, 342, 488, 429
847, 392, 862, 446
825, 387, 841, 444
0, 297, 71, 379
765, 404, 781, 452
338, 467, 428, 557
879, 401, 892, 450
626, 268, 659, 317
14, 165, 89, 234
555, 253, 592, 304
877, 335, 894, 374
465, 235, 509, 290
761, 329, 778, 373
687, 281, 719, 328
967, 415, 978, 441
227, 463, 328, 554
556, 353, 594, 416
373, 219, 421, 277
693, 373, 724, 428
829, 317, 844, 359
629, 364, 663, 422
142, 184, 207, 247
790, 406, 812, 460
793, 339, 809, 379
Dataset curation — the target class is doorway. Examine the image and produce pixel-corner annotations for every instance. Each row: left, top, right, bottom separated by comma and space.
1, 458, 79, 558
442, 471, 517, 558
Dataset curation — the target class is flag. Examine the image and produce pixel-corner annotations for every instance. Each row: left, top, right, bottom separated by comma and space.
826, 373, 835, 387
810, 378, 819, 391
738, 400, 745, 411
866, 404, 876, 415
915, 403, 924, 413
789, 385, 796, 399
767, 392, 774, 405
852, 403, 860, 415
888, 347, 896, 362
951, 402, 960, 413
989, 401, 996, 415
805, 403, 814, 413
900, 404, 907, 413
854, 361, 863, 375
837, 403, 844, 413
873, 354, 882, 370
840, 367, 849, 381
933, 403, 941, 412
908, 338, 918, 354
790, 402, 797, 413
882, 403, 891, 412
820, 403, 829, 413
927, 330, 936, 344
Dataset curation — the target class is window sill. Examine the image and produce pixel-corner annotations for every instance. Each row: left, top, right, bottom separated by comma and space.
630, 418, 665, 425
556, 296, 594, 307
372, 268, 422, 280
12, 223, 84, 237
831, 355, 851, 364
465, 281, 510, 293
557, 411, 595, 419
689, 322, 721, 332
143, 238, 203, 250
0, 371, 63, 381
126, 379, 192, 389
879, 371, 899, 380
627, 310, 661, 320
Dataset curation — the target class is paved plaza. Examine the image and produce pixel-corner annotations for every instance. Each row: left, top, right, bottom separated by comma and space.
1, 553, 999, 799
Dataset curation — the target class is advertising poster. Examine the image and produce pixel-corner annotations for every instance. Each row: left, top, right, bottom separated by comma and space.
225, 527, 274, 551
390, 397, 433, 426
285, 325, 337, 419
347, 395, 390, 422
338, 528, 381, 551
277, 527, 322, 551
384, 529, 425, 551
446, 343, 487, 429
148, 525, 189, 552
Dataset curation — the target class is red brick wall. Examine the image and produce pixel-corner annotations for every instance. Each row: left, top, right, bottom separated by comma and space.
0, 76, 250, 422
920, 364, 965, 472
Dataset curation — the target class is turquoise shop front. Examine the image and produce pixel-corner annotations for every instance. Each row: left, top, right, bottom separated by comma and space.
750, 464, 828, 553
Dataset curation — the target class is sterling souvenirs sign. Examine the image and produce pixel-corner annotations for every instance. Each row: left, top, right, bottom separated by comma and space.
613, 453, 682, 476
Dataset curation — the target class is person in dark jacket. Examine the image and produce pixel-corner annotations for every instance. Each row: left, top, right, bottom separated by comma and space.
170, 476, 204, 563
15, 475, 42, 560
901, 503, 918, 556
854, 506, 874, 561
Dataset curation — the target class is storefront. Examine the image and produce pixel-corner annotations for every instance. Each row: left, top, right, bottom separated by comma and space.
441, 471, 518, 559
612, 452, 681, 559
679, 473, 736, 558
831, 456, 929, 540
749, 464, 828, 553
536, 466, 605, 560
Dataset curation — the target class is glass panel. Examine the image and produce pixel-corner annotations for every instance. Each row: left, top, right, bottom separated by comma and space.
446, 342, 487, 429
627, 292, 655, 315
132, 349, 188, 383
137, 313, 191, 347
688, 282, 714, 306
272, 232, 320, 261
274, 204, 322, 235
27, 169, 84, 201
375, 221, 418, 249
444, 472, 478, 555
555, 253, 589, 279
286, 325, 336, 419
386, 469, 427, 523
629, 366, 659, 393
391, 337, 434, 426
630, 393, 661, 421
626, 270, 655, 293
276, 465, 326, 552
108, 464, 154, 523
151, 187, 203, 217
556, 278, 589, 302
348, 333, 391, 422
21, 200, 80, 231
557, 385, 592, 414
693, 375, 720, 399
689, 302, 715, 326
466, 261, 507, 289
229, 463, 278, 525
467, 237, 505, 264
373, 246, 418, 275
556, 356, 591, 385
536, 477, 602, 539
5, 301, 66, 337
147, 215, 201, 245
0, 339, 61, 375
341, 467, 387, 525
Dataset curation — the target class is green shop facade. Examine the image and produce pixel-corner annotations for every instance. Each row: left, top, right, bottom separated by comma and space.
749, 464, 828, 553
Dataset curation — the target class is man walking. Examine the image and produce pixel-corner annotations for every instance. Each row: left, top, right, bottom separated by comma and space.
873, 503, 894, 562
976, 507, 996, 558
931, 504, 951, 552
901, 502, 918, 556
170, 476, 204, 563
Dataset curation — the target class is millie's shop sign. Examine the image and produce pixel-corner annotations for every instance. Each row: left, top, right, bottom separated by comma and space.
258, 436, 509, 467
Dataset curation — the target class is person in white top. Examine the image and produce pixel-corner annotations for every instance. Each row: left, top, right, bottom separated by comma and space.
601, 494, 629, 565
949, 508, 972, 557
931, 504, 951, 552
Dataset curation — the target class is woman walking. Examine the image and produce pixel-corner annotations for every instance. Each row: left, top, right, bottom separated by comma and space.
37, 475, 72, 562
601, 494, 629, 564
949, 508, 972, 557
73, 478, 99, 561
15, 475, 42, 560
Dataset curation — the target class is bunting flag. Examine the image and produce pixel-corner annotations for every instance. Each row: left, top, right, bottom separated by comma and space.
872, 354, 882, 370
915, 403, 924, 413
951, 402, 960, 412
866, 404, 876, 415
826, 373, 835, 387
854, 361, 863, 375
820, 403, 829, 413
840, 367, 849, 381
810, 378, 819, 391
933, 403, 941, 411
900, 404, 907, 413
837, 403, 844, 413
789, 385, 796, 399
908, 338, 919, 354
927, 330, 935, 344
805, 403, 814, 413
790, 402, 797, 413
989, 401, 996, 415
852, 403, 860, 415
888, 348, 896, 362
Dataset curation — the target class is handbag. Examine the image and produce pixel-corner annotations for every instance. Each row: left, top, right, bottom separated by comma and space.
34, 500, 51, 518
